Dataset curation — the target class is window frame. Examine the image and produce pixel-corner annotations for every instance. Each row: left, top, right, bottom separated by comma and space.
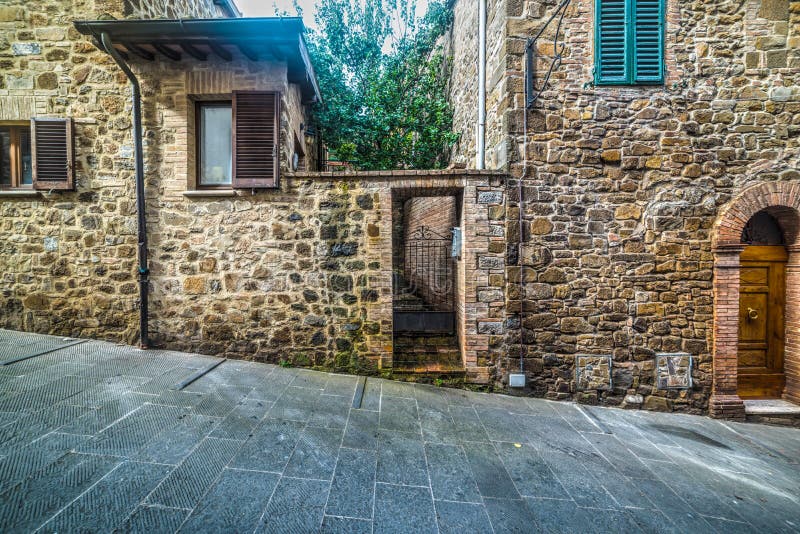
0, 121, 33, 190
195, 100, 234, 190
594, 0, 665, 86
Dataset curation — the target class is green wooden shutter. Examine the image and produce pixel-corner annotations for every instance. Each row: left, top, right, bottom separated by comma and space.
595, 0, 628, 84
633, 0, 664, 83
595, 0, 664, 85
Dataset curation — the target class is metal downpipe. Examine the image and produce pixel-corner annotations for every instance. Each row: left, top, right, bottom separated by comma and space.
99, 32, 149, 349
476, 0, 486, 170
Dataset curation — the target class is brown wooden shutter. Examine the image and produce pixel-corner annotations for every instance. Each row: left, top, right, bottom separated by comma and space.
31, 117, 74, 191
232, 91, 280, 188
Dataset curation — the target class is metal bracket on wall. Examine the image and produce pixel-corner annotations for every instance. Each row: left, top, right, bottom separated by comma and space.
526, 0, 573, 109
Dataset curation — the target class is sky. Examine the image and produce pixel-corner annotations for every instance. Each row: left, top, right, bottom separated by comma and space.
234, 0, 430, 32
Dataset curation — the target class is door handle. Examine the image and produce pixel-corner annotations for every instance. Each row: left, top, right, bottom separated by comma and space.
747, 307, 759, 320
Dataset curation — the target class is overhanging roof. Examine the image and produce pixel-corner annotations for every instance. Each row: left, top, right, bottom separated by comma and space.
74, 17, 321, 103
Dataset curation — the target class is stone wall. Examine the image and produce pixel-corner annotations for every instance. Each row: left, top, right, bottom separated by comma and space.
0, 0, 146, 343
444, 0, 799, 412
0, 0, 308, 345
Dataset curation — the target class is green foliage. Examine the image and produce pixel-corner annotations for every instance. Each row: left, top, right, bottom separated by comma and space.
307, 0, 458, 170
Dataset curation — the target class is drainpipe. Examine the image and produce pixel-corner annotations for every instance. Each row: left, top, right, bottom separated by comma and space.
99, 32, 150, 349
476, 0, 486, 169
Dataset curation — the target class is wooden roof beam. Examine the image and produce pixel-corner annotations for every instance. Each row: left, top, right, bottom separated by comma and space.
180, 42, 207, 60
208, 41, 232, 61
153, 43, 181, 61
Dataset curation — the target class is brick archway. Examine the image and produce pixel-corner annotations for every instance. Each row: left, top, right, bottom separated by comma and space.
710, 181, 800, 419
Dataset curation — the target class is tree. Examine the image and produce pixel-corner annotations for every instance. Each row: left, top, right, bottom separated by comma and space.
307, 0, 458, 170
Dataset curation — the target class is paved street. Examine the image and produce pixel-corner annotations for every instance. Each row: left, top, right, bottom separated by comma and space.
0, 329, 798, 533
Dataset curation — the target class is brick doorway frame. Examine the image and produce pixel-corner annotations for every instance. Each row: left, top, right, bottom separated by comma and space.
710, 181, 800, 419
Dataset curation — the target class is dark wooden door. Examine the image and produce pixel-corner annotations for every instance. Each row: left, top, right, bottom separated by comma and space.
738, 245, 786, 398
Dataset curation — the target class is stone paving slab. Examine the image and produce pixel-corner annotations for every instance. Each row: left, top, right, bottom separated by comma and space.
0, 328, 799, 533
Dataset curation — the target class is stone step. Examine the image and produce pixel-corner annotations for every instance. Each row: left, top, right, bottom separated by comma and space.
743, 399, 800, 428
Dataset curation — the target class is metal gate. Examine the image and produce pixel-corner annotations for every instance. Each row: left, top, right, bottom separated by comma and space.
393, 226, 455, 333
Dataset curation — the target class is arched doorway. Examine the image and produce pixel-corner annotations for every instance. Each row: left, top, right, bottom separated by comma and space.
738, 211, 786, 398
710, 181, 800, 419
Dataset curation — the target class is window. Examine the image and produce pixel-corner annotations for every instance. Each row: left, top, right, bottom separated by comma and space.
197, 102, 233, 187
194, 92, 281, 190
595, 0, 664, 85
0, 123, 33, 189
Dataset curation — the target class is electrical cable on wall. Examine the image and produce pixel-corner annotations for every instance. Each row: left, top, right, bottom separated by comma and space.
517, 0, 573, 377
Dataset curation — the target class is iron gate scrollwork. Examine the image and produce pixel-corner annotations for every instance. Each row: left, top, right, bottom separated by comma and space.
393, 226, 455, 333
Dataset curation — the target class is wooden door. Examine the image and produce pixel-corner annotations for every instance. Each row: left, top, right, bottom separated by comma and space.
738, 245, 786, 398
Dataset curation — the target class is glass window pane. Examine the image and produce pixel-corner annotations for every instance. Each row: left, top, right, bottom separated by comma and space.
0, 127, 10, 186
20, 128, 32, 185
199, 105, 232, 186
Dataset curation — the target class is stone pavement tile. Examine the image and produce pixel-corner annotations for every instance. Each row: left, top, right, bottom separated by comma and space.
582, 432, 656, 479
43, 460, 171, 533
192, 384, 253, 418
581, 459, 653, 509
701, 516, 755, 534
668, 480, 749, 523
494, 441, 569, 499
414, 384, 450, 414
380, 379, 415, 399
117, 505, 188, 534
60, 392, 153, 435
321, 515, 372, 534
625, 508, 684, 534
475, 407, 530, 443
0, 375, 99, 412
541, 450, 618, 509
524, 498, 594, 534
179, 468, 279, 533
257, 477, 330, 533
421, 408, 460, 443
0, 453, 119, 532
434, 500, 493, 534
552, 403, 604, 433
2, 362, 91, 393
374, 483, 437, 534
62, 375, 149, 408
308, 393, 351, 429
291, 369, 330, 390
379, 395, 420, 433
483, 497, 539, 533
134, 367, 199, 394
283, 425, 344, 480
248, 377, 291, 403
230, 418, 305, 473
360, 378, 381, 411
210, 397, 270, 440
586, 508, 645, 533
0, 432, 87, 493
152, 389, 205, 409
376, 430, 429, 486
146, 437, 241, 509
269, 385, 321, 422
0, 405, 91, 453
342, 408, 379, 450
462, 441, 520, 499
78, 404, 185, 457
447, 405, 490, 442
207, 361, 274, 389
632, 478, 716, 532
425, 442, 481, 503
136, 413, 220, 465
323, 373, 359, 397
325, 447, 376, 519
523, 398, 560, 417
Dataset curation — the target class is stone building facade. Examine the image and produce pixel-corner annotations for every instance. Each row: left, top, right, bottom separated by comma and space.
445, 0, 800, 417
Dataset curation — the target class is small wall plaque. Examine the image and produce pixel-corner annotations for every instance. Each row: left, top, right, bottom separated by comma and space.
655, 352, 692, 390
